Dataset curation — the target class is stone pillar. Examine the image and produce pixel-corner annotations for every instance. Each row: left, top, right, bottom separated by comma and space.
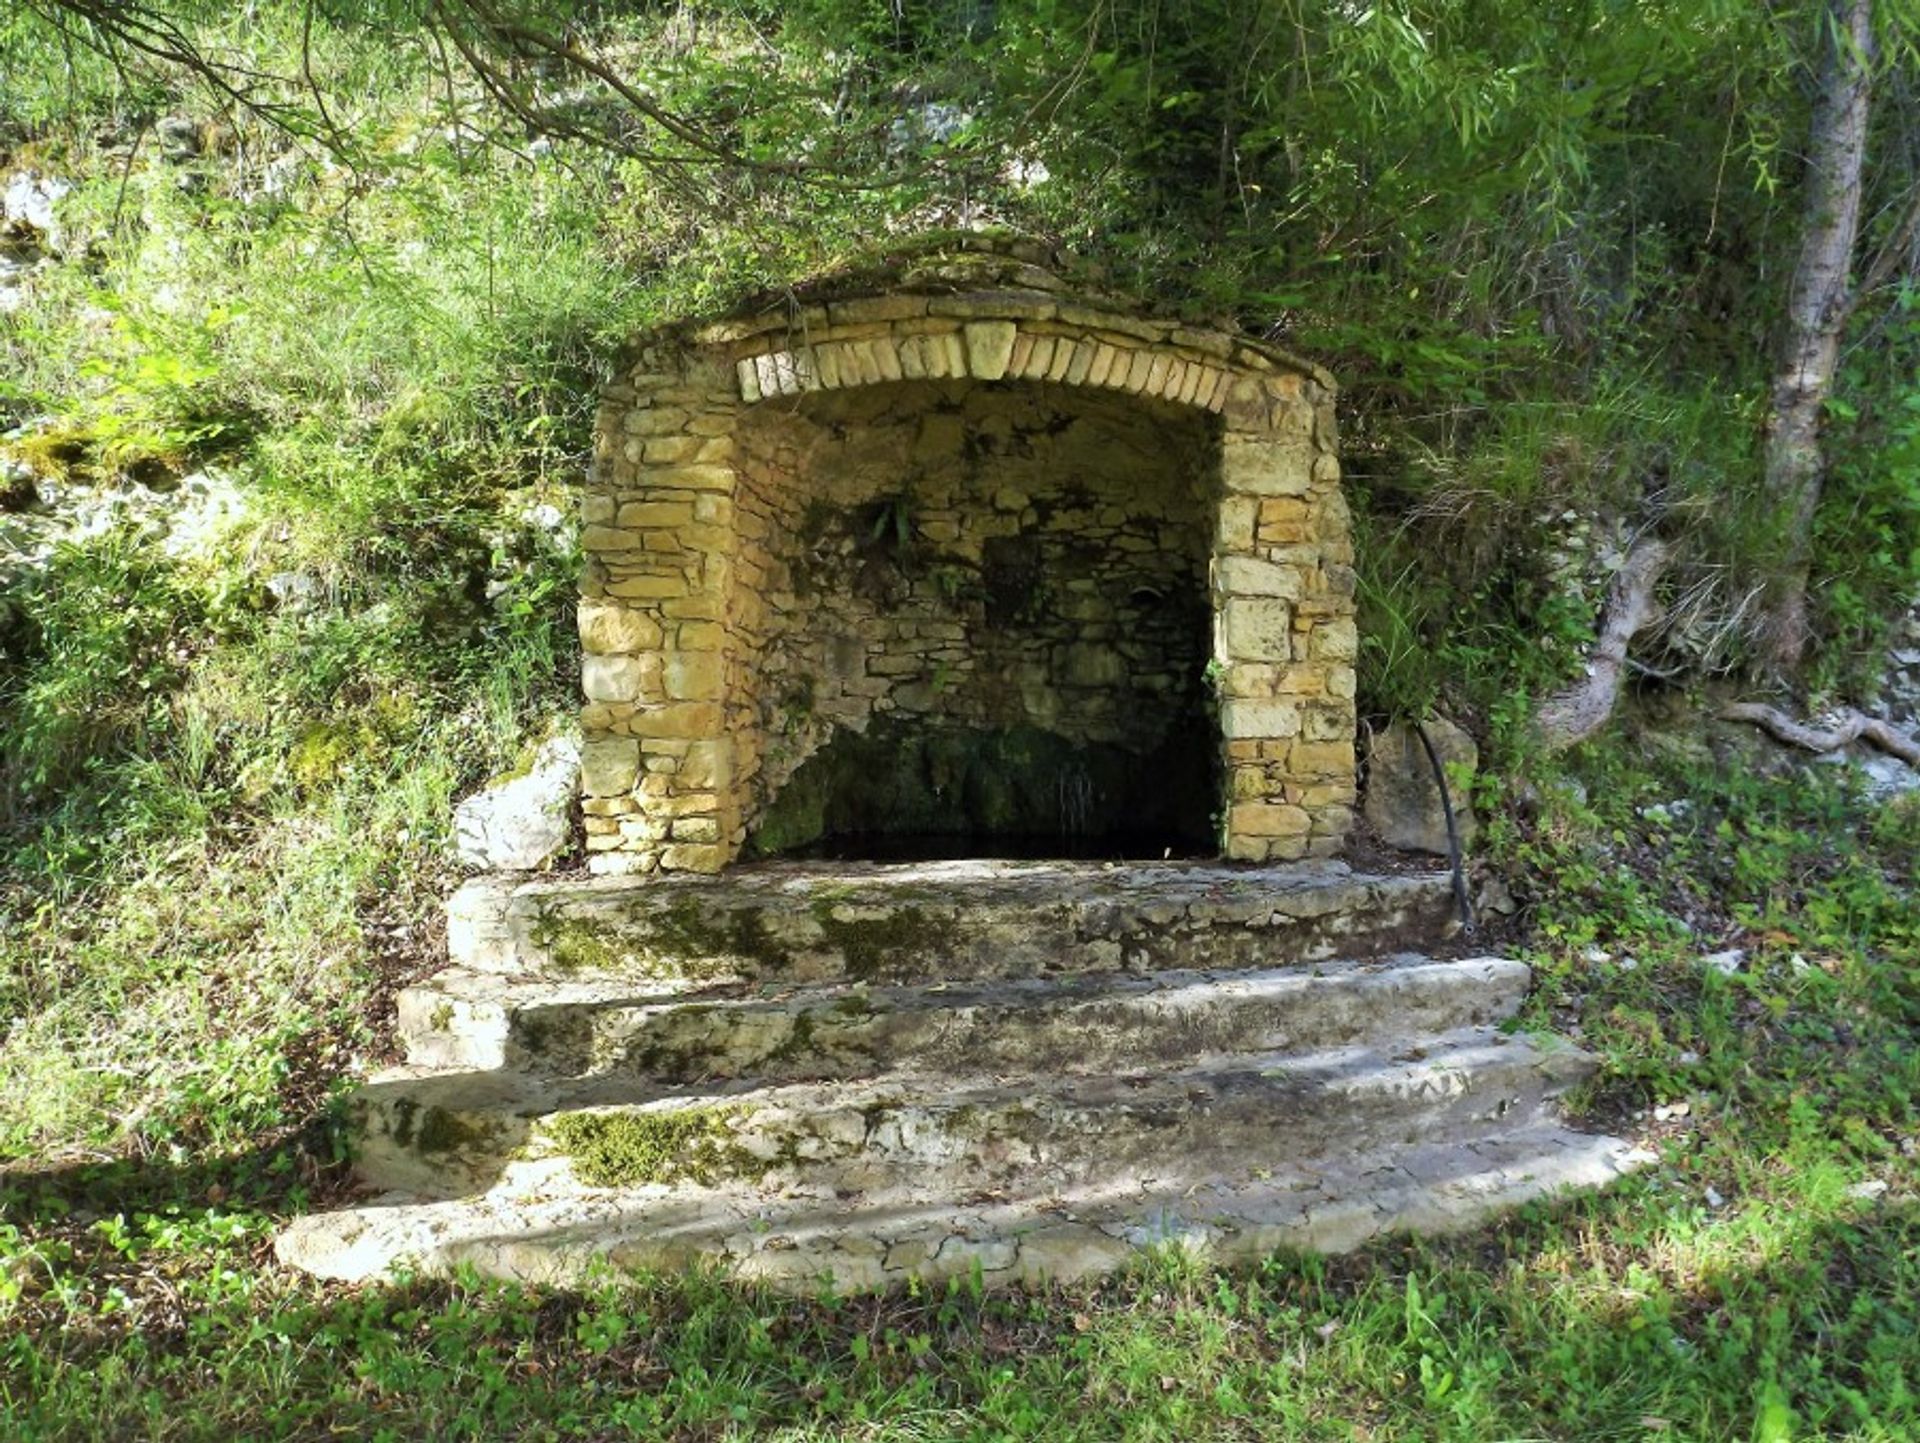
579, 346, 744, 874
1211, 368, 1356, 862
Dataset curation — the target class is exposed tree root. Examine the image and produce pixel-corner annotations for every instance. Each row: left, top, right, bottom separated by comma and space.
1721, 702, 1920, 767
1534, 537, 1672, 753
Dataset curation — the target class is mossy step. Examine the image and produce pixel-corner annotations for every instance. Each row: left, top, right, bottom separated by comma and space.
351, 1026, 1593, 1200
398, 954, 1531, 1083
279, 1120, 1651, 1291
448, 859, 1458, 988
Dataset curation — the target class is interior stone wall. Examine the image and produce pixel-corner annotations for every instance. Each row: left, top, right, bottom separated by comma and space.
722, 380, 1216, 853
577, 250, 1357, 874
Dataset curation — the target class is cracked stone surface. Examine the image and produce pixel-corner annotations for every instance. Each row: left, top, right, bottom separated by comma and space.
279, 862, 1647, 1291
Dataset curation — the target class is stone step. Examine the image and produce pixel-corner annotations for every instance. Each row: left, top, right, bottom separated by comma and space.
446, 859, 1459, 989
278, 1121, 1652, 1291
353, 1026, 1592, 1201
398, 954, 1531, 1083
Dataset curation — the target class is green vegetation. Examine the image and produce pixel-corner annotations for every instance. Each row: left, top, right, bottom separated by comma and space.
549, 1106, 753, 1188
2, 0, 1918, 1438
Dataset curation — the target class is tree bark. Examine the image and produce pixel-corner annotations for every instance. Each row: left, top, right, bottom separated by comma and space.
1760, 0, 1875, 674
1534, 536, 1672, 752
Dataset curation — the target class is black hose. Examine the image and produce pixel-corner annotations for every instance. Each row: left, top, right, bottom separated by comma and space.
1412, 719, 1476, 934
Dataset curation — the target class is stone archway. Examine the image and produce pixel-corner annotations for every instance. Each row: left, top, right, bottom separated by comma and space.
578, 240, 1357, 873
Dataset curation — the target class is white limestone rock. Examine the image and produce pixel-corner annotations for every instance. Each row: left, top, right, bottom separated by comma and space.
454, 730, 580, 871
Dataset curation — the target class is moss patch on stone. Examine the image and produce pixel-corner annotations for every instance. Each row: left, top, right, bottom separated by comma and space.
812, 903, 943, 981
539, 917, 623, 975
548, 1106, 759, 1188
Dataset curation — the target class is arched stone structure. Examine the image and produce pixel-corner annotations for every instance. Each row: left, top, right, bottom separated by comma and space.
579, 240, 1356, 872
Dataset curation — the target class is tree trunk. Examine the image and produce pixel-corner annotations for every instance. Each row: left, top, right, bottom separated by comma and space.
1760, 0, 1875, 674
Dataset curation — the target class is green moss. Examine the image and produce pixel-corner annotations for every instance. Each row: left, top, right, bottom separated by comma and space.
541, 918, 622, 975
385, 1098, 489, 1156
548, 1106, 761, 1187
534, 901, 787, 982
415, 1106, 489, 1156
812, 903, 942, 981
644, 896, 789, 975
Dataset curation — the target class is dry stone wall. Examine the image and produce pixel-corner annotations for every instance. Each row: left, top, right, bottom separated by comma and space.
580, 248, 1355, 872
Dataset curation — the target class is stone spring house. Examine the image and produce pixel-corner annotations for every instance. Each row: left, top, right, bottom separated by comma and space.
275, 238, 1644, 1290
576, 237, 1360, 872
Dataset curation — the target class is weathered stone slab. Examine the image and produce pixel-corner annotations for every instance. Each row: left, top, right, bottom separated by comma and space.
445, 860, 1459, 987
277, 1122, 1649, 1291
349, 1024, 1594, 1200
397, 954, 1531, 1080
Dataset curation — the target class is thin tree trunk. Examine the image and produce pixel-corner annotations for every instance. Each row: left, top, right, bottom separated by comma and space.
1761, 0, 1875, 673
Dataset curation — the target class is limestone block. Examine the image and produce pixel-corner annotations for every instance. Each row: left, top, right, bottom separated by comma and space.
828, 295, 928, 324
1302, 703, 1350, 742
1230, 802, 1312, 837
1216, 557, 1303, 600
624, 407, 690, 436
1311, 618, 1359, 662
1223, 597, 1293, 661
1221, 698, 1302, 740
896, 334, 928, 380
579, 737, 641, 797
872, 338, 905, 382
1178, 362, 1204, 405
1257, 497, 1313, 545
582, 654, 651, 703
581, 796, 638, 816
1064, 341, 1095, 385
679, 739, 733, 789
1020, 336, 1057, 379
580, 493, 615, 525
1290, 739, 1355, 776
1123, 351, 1154, 392
604, 574, 690, 601
1221, 442, 1312, 497
1061, 644, 1126, 687
665, 651, 725, 701
676, 620, 727, 652
940, 333, 968, 377
617, 500, 695, 529
1217, 496, 1258, 549
580, 525, 643, 552
631, 702, 723, 740
661, 842, 729, 873
577, 601, 663, 655
1221, 377, 1268, 429
670, 817, 722, 843
1363, 717, 1478, 857
1088, 344, 1121, 386
646, 465, 734, 493
963, 321, 1018, 381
